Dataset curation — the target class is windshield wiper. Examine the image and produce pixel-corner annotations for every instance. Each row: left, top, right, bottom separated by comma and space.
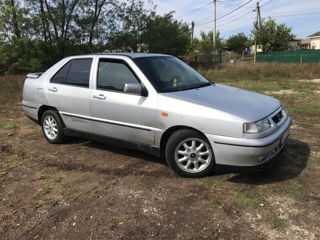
197, 82, 214, 88
161, 82, 213, 93
179, 82, 213, 91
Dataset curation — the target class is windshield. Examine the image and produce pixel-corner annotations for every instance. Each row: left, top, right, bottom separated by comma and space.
134, 56, 211, 93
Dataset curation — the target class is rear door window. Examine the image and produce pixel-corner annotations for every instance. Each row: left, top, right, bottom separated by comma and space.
66, 59, 92, 87
50, 58, 92, 87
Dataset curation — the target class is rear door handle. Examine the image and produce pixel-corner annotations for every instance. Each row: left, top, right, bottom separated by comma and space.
93, 94, 106, 100
48, 87, 58, 92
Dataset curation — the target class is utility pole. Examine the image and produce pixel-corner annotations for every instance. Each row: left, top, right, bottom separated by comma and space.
191, 21, 195, 44
254, 1, 261, 64
213, 0, 217, 50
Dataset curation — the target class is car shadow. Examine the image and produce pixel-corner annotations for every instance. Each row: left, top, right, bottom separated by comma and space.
215, 138, 310, 184
47, 137, 171, 178
64, 137, 309, 182
76, 139, 168, 166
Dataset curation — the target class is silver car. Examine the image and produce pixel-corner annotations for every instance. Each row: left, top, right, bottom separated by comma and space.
22, 53, 291, 177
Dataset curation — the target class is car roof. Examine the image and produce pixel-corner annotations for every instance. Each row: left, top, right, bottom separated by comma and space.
74, 53, 171, 59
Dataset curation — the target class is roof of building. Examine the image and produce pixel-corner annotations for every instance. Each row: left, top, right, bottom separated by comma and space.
308, 31, 320, 38
290, 38, 302, 41
302, 38, 311, 44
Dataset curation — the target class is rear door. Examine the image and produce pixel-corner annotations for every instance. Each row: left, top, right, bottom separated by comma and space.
90, 57, 157, 145
46, 58, 93, 133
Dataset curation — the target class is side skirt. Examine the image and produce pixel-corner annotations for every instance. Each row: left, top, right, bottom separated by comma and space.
63, 128, 161, 158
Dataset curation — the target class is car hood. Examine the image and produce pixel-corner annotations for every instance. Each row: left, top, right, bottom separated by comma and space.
161, 83, 281, 122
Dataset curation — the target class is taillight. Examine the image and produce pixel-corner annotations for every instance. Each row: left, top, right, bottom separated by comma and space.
22, 79, 26, 95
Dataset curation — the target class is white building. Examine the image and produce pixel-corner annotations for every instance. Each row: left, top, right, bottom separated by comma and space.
307, 31, 320, 50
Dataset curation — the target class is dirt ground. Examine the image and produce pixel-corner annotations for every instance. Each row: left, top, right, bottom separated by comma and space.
1, 99, 320, 239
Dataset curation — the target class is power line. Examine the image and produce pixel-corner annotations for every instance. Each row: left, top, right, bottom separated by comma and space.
196, 0, 254, 26
202, 9, 320, 31
260, 0, 273, 8
195, 0, 257, 24
215, 0, 258, 25
195, 0, 270, 26
176, 1, 213, 19
200, 10, 254, 30
198, 0, 271, 28
273, 12, 320, 18
217, 9, 254, 27
271, 9, 320, 15
216, 0, 253, 20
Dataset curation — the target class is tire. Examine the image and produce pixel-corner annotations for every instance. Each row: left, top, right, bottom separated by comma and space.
165, 129, 215, 178
41, 110, 65, 144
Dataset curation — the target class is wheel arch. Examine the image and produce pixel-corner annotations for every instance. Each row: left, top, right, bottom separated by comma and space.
159, 125, 210, 158
38, 105, 65, 127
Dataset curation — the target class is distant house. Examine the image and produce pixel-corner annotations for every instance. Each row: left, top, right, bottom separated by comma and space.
288, 38, 302, 50
307, 31, 320, 49
301, 38, 311, 50
250, 44, 263, 53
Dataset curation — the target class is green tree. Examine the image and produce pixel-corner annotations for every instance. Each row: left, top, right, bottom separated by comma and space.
106, 0, 151, 52
0, 0, 193, 74
141, 12, 191, 55
0, 0, 31, 41
197, 31, 224, 53
226, 33, 249, 54
75, 0, 121, 49
107, 11, 191, 56
251, 17, 294, 52
190, 37, 200, 53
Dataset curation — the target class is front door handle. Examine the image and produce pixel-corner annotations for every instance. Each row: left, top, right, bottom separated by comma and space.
93, 94, 106, 100
48, 87, 58, 92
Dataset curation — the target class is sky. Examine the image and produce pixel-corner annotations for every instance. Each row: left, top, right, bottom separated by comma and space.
149, 0, 320, 40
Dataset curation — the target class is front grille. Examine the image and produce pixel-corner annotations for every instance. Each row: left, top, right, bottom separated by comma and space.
272, 111, 283, 124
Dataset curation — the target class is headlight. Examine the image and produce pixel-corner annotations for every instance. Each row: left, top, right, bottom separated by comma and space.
282, 107, 288, 118
243, 117, 273, 133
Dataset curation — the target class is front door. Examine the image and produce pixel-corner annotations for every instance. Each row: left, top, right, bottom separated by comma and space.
90, 58, 156, 145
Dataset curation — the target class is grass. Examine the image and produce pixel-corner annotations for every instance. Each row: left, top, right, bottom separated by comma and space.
0, 66, 319, 238
229, 189, 264, 208
267, 213, 287, 230
39, 175, 49, 180
199, 62, 320, 117
212, 200, 223, 209
275, 184, 304, 199
0, 174, 5, 182
200, 62, 320, 82
198, 178, 226, 191
38, 167, 58, 181
307, 148, 320, 168
2, 123, 16, 129
0, 75, 25, 105
290, 102, 320, 115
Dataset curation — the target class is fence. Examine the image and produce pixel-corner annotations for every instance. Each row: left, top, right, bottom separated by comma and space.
257, 50, 320, 63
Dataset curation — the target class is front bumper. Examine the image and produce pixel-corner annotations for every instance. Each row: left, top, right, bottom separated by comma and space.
205, 116, 291, 168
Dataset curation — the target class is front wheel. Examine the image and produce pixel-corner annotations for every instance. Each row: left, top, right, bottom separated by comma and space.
165, 129, 215, 177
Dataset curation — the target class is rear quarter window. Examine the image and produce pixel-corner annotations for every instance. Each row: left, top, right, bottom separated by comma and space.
51, 62, 71, 84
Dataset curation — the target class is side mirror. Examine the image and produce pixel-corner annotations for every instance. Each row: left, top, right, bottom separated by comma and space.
124, 83, 148, 97
124, 83, 141, 95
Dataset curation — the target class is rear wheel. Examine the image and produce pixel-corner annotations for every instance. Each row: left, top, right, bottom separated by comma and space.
41, 110, 65, 144
165, 129, 215, 177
